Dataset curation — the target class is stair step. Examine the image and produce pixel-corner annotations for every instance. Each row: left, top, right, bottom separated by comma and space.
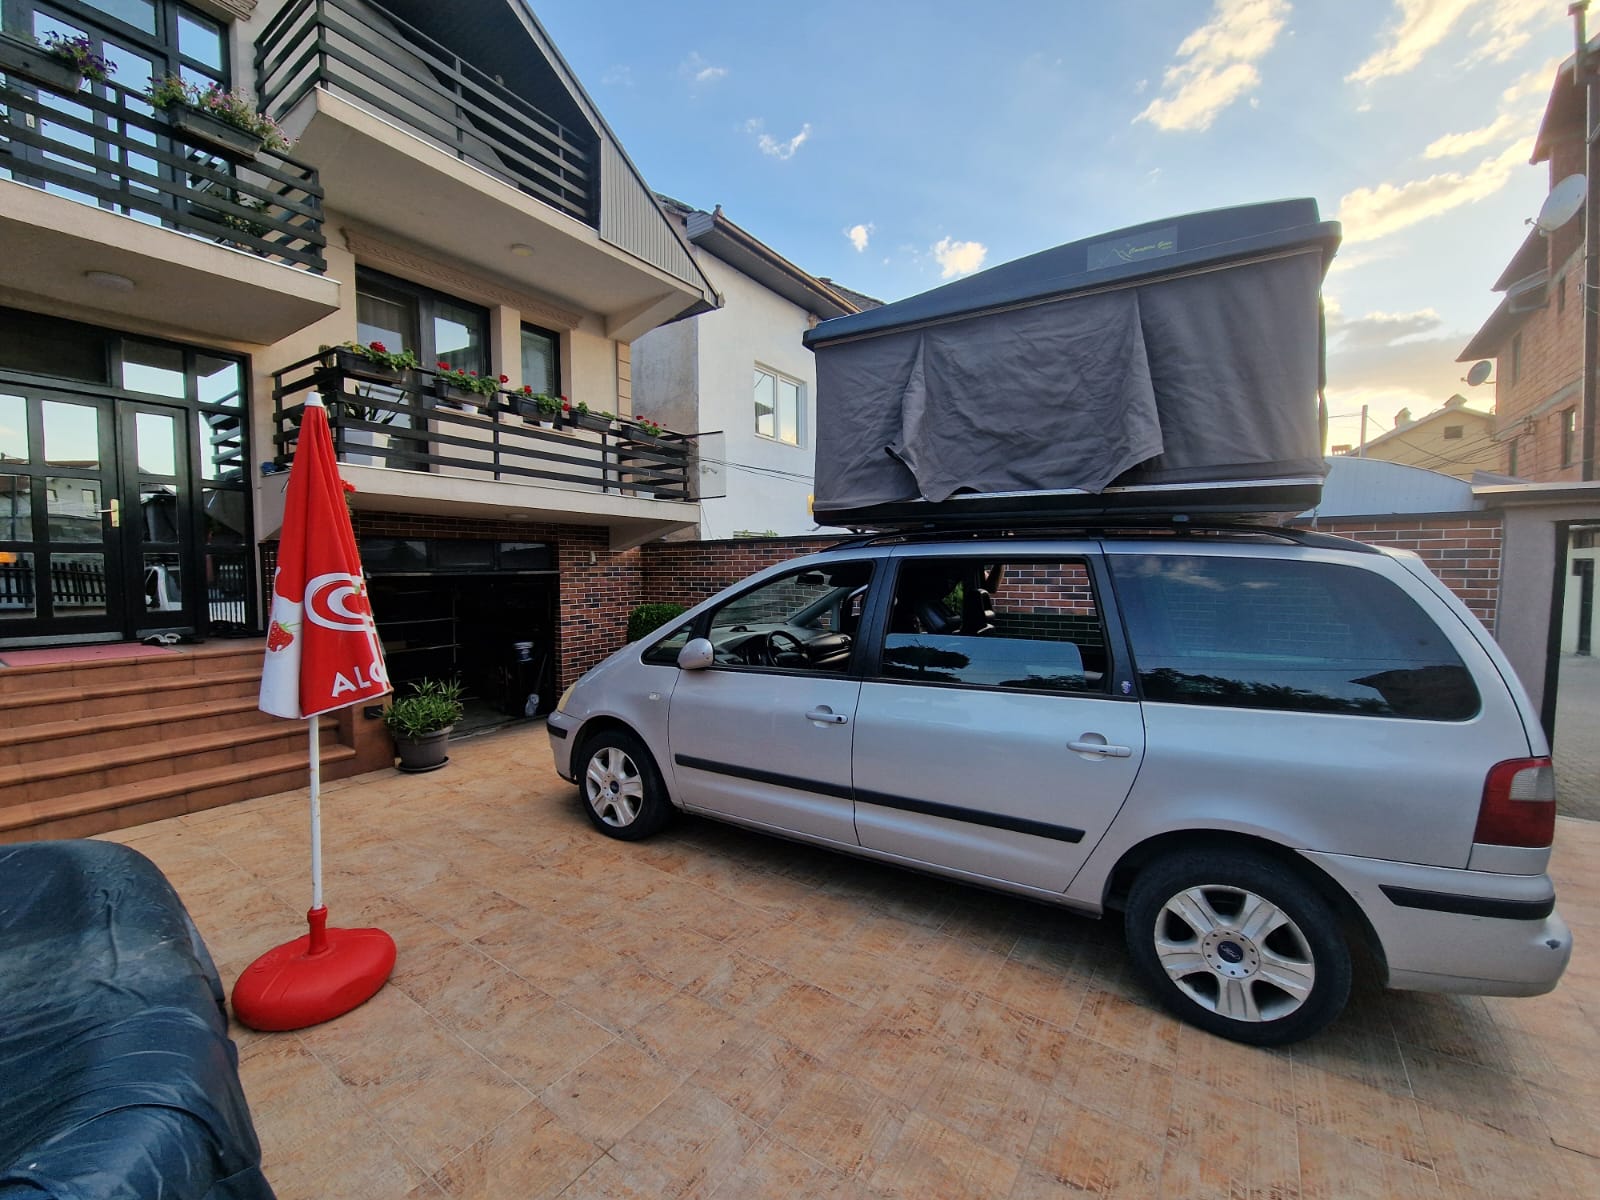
0, 697, 275, 761
1, 715, 337, 803
0, 644, 262, 695
0, 743, 360, 841
0, 669, 263, 722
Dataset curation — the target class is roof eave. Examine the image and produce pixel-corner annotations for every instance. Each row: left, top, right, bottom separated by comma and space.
682, 208, 859, 319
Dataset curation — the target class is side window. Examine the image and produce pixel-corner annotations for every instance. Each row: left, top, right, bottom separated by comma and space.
880, 558, 1110, 694
1109, 554, 1480, 720
704, 561, 873, 673
641, 618, 693, 666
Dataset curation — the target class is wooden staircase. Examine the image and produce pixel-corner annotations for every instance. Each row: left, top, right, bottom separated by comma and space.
0, 644, 373, 843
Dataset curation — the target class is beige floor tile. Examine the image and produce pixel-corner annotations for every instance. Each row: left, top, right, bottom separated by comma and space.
1072, 986, 1182, 1070
1165, 1077, 1301, 1200
1052, 1038, 1177, 1141
1175, 1022, 1297, 1118
950, 990, 1077, 1082
1295, 1127, 1444, 1200
1400, 1044, 1548, 1140
556, 960, 683, 1032
1418, 1106, 1578, 1198
1021, 1097, 1164, 1198
980, 953, 1090, 1030
831, 1009, 955, 1104
766, 1064, 910, 1177
1292, 1059, 1433, 1168
748, 977, 871, 1062
430, 1103, 602, 1200
603, 1081, 763, 1199
624, 989, 748, 1073
252, 1081, 432, 1200
687, 1025, 822, 1127
911, 1049, 1048, 1161
538, 1038, 686, 1149
704, 1133, 875, 1199
865, 1108, 1022, 1200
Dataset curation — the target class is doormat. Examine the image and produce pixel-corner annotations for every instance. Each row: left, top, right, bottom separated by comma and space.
0, 643, 180, 668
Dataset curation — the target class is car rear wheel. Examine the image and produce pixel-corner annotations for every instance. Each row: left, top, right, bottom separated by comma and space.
577, 730, 673, 841
1125, 851, 1351, 1046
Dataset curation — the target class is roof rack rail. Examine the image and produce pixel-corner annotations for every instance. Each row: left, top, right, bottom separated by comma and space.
828, 518, 1382, 554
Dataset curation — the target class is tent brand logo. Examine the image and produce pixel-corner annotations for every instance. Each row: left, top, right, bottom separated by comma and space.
305, 573, 372, 632
1087, 225, 1178, 270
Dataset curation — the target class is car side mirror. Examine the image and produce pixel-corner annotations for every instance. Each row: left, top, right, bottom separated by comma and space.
677, 638, 715, 671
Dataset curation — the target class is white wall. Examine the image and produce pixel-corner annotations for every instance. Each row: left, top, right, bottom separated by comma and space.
1562, 545, 1599, 654
634, 252, 819, 538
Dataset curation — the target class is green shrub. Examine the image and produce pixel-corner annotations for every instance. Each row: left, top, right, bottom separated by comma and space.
628, 602, 687, 642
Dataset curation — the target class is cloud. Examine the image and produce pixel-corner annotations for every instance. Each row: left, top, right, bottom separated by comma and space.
1423, 113, 1518, 159
1328, 306, 1444, 349
1501, 54, 1562, 105
932, 237, 988, 279
679, 51, 728, 85
1322, 302, 1486, 430
1336, 137, 1532, 243
1134, 0, 1290, 133
846, 223, 873, 252
745, 118, 812, 159
600, 65, 633, 87
1347, 0, 1561, 84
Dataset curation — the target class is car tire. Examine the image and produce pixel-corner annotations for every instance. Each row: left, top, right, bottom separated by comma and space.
1124, 850, 1351, 1046
576, 729, 674, 841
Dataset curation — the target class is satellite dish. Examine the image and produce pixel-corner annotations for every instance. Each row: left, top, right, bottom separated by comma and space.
1535, 174, 1586, 233
1466, 360, 1493, 386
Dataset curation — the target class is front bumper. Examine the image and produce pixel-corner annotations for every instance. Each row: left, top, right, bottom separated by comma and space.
1303, 850, 1572, 997
546, 711, 579, 781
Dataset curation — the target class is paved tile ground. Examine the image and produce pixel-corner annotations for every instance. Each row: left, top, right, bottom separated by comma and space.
101, 728, 1600, 1199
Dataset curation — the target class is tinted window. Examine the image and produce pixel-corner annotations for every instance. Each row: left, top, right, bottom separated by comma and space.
879, 558, 1110, 694
1110, 554, 1479, 720
699, 561, 873, 672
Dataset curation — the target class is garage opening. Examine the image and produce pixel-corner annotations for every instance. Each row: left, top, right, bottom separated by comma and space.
361, 538, 559, 730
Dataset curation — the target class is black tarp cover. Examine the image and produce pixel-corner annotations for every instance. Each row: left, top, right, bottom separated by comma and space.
0, 840, 274, 1200
804, 200, 1339, 523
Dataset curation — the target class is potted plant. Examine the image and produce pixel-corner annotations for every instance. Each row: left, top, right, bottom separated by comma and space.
382, 678, 464, 773
148, 75, 290, 163
0, 31, 114, 93
533, 392, 563, 428
434, 363, 503, 411
327, 340, 418, 383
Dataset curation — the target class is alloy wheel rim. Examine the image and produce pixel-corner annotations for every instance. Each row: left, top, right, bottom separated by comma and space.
585, 746, 644, 827
1153, 884, 1316, 1023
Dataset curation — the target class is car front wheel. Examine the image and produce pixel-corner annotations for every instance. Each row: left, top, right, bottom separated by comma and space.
1125, 850, 1351, 1046
577, 730, 673, 841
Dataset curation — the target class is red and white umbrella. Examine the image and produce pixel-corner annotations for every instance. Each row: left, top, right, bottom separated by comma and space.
232, 393, 395, 1032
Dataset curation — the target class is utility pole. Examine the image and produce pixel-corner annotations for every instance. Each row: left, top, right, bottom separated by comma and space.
1574, 2, 1598, 481
1357, 404, 1368, 456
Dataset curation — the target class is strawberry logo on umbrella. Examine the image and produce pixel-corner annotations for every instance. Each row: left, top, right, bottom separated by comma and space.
267, 620, 295, 652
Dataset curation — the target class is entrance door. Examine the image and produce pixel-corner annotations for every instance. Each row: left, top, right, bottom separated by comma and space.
0, 389, 191, 643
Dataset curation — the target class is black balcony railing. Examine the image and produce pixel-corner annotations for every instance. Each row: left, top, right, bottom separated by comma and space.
271, 352, 694, 501
0, 60, 326, 271
255, 0, 596, 225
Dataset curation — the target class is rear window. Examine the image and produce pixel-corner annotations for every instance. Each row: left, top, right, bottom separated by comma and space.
1109, 554, 1479, 720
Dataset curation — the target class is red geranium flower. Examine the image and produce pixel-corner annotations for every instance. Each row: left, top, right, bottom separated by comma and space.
436, 361, 450, 370
498, 374, 509, 384
561, 397, 570, 411
341, 479, 357, 494
521, 385, 533, 394
369, 341, 386, 353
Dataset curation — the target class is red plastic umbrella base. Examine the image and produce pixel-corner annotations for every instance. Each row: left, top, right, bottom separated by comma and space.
232, 907, 396, 1032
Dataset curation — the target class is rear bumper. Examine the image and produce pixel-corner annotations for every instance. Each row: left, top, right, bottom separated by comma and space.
1303, 850, 1572, 997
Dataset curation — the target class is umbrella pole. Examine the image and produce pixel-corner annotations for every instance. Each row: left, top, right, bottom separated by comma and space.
308, 717, 326, 953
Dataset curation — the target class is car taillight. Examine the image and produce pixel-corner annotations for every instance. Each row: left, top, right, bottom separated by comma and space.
1474, 758, 1556, 847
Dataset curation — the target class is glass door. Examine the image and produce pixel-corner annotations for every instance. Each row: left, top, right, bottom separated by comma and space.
117, 398, 190, 632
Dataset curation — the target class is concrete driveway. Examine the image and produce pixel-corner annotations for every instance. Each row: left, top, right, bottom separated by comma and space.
102, 727, 1600, 1199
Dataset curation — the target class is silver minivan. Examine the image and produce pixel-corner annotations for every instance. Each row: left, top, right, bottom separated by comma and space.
547, 525, 1571, 1044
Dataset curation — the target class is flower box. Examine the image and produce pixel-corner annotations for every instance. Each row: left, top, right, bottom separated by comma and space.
168, 105, 262, 164
433, 378, 484, 411
0, 35, 81, 94
331, 347, 410, 385
568, 410, 615, 433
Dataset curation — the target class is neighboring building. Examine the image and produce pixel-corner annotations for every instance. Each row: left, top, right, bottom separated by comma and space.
1, 0, 717, 836
632, 197, 876, 538
1458, 47, 1591, 483
1342, 395, 1497, 480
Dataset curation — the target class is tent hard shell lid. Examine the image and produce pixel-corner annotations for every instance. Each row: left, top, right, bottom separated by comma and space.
803, 198, 1341, 528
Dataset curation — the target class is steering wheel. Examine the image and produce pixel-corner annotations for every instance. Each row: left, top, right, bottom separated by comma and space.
765, 628, 807, 666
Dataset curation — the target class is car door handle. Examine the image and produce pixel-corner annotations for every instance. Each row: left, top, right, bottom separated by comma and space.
1068, 739, 1132, 758
805, 708, 849, 725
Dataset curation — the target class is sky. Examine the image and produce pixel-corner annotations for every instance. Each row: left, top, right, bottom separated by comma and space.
535, 0, 1576, 451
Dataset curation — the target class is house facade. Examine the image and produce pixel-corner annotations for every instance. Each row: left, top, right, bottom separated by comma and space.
1341, 395, 1497, 480
1458, 49, 1590, 483
631, 198, 873, 538
0, 0, 719, 837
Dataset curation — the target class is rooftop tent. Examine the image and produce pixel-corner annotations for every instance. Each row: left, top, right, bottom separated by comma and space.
803, 199, 1341, 527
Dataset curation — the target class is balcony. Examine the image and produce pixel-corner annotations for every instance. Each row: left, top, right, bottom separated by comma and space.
253, 0, 716, 340
268, 352, 701, 549
0, 51, 337, 344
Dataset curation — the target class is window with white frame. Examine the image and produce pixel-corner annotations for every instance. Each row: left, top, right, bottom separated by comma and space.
753, 367, 802, 446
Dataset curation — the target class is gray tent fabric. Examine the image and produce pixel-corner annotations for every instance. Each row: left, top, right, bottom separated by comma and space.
806, 200, 1338, 524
